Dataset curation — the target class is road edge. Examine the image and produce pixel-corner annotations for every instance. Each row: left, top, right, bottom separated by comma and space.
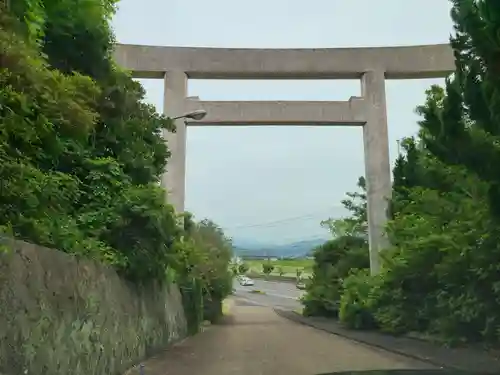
274, 308, 500, 374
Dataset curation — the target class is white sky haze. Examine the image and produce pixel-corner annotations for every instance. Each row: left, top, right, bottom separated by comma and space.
112, 0, 453, 244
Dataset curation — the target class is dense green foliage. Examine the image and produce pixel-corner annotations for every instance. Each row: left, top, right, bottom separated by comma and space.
0, 0, 232, 335
305, 0, 500, 345
262, 261, 275, 276
171, 215, 233, 331
302, 178, 369, 317
238, 262, 249, 274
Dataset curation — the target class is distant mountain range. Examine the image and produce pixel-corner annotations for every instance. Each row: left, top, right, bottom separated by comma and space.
232, 238, 327, 258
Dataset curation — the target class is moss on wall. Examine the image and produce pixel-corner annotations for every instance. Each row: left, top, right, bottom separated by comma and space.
0, 237, 187, 375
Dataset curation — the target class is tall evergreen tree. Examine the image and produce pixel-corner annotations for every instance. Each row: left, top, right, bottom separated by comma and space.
419, 0, 500, 218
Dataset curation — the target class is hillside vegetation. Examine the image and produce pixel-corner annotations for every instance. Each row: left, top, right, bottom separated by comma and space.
0, 0, 231, 336
303, 0, 500, 345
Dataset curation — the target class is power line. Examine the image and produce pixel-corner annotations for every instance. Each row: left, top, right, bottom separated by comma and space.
223, 205, 347, 230
232, 232, 330, 244
228, 217, 330, 231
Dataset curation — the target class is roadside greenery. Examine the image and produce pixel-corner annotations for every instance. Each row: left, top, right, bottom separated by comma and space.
302, 177, 369, 317
238, 262, 250, 274
0, 0, 231, 334
304, 0, 500, 345
262, 261, 275, 277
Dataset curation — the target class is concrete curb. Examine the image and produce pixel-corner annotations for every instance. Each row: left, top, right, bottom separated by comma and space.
275, 309, 500, 374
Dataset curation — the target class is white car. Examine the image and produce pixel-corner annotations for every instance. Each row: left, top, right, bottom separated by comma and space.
238, 276, 254, 286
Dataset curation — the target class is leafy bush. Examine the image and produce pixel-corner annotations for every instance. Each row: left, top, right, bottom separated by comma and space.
295, 268, 303, 279
339, 269, 377, 330
371, 182, 500, 342
302, 236, 369, 317
262, 262, 274, 276
175, 217, 233, 324
179, 276, 204, 335
238, 262, 249, 274
231, 264, 239, 276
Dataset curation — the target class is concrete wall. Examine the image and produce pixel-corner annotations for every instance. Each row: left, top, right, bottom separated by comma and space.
0, 237, 187, 375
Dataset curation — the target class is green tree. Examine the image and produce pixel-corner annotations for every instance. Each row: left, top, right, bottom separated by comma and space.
2, 0, 180, 283
417, 0, 500, 220
304, 175, 370, 318
189, 219, 233, 300
262, 262, 274, 278
321, 177, 367, 238
238, 262, 249, 275
295, 268, 303, 280
278, 267, 285, 277
169, 214, 233, 326
349, 0, 500, 342
0, 11, 111, 260
302, 235, 369, 317
231, 264, 239, 276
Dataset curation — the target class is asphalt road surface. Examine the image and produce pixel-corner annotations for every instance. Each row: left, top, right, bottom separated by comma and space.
233, 279, 304, 310
132, 302, 434, 375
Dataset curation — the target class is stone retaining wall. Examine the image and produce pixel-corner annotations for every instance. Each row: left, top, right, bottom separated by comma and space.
0, 237, 187, 375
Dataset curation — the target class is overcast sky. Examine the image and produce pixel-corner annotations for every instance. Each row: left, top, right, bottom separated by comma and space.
112, 0, 453, 244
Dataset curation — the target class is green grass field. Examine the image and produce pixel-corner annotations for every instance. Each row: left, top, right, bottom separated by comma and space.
245, 258, 314, 279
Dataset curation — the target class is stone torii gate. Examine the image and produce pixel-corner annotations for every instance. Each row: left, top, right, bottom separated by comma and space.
113, 43, 455, 274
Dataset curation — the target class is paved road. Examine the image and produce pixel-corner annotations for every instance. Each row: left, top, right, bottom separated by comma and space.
131, 302, 433, 375
233, 279, 303, 310
240, 279, 302, 298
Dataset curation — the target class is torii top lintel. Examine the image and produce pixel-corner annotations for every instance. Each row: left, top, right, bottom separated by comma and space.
113, 43, 454, 80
